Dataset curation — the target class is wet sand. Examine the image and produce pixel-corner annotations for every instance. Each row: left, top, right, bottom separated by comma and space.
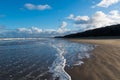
65, 39, 120, 80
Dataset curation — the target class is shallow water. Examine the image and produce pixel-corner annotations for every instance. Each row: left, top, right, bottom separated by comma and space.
0, 38, 95, 80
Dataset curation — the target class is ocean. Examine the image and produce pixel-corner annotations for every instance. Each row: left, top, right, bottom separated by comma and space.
0, 38, 95, 80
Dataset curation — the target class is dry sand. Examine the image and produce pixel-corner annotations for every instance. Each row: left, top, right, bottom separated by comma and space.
65, 39, 120, 80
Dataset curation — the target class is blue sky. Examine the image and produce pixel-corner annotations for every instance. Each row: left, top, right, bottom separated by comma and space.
0, 0, 120, 31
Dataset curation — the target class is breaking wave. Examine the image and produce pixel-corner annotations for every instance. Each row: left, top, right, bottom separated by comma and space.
49, 43, 72, 80
49, 39, 95, 80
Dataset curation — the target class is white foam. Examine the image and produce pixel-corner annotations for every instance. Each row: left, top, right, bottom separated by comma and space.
49, 43, 71, 80
0, 38, 45, 41
74, 61, 84, 66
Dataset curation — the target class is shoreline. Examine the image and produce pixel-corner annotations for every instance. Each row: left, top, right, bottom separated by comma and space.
67, 38, 120, 46
65, 39, 120, 80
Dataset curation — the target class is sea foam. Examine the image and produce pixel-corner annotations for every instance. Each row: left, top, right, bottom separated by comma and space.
0, 38, 45, 41
49, 39, 95, 80
49, 43, 71, 80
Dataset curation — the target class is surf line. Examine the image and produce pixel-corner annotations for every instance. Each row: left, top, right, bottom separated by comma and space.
49, 43, 71, 80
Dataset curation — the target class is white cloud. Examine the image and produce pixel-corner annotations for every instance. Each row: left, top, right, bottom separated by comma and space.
74, 16, 90, 25
96, 0, 120, 8
67, 14, 74, 19
60, 21, 68, 28
109, 10, 120, 19
67, 14, 89, 21
31, 27, 43, 33
74, 16, 89, 21
24, 3, 35, 10
57, 21, 68, 33
67, 10, 120, 30
18, 28, 32, 33
24, 3, 51, 10
37, 5, 51, 10
18, 27, 43, 33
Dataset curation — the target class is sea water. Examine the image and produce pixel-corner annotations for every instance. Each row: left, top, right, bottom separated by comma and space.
0, 38, 95, 80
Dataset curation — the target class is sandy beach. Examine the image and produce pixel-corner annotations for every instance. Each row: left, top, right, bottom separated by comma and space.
65, 39, 120, 80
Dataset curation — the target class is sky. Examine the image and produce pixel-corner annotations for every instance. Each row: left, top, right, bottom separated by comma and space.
0, 0, 120, 37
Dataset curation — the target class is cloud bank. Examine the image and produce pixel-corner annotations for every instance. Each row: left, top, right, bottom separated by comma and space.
0, 22, 73, 38
67, 10, 120, 30
24, 3, 51, 10
18, 27, 43, 34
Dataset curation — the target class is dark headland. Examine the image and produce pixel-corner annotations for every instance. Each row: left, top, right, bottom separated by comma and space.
56, 24, 120, 39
